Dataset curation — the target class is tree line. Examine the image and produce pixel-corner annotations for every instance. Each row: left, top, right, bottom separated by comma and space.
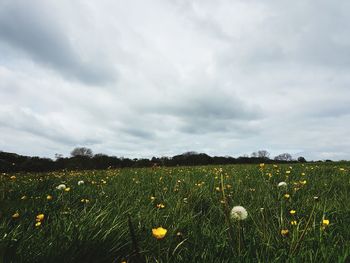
0, 147, 308, 173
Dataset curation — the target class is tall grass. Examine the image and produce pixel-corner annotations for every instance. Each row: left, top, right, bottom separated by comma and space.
0, 163, 349, 262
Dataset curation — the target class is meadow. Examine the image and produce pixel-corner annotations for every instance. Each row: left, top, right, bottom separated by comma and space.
0, 163, 349, 262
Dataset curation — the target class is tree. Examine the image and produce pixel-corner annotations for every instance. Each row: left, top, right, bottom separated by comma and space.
257, 150, 270, 159
274, 153, 293, 161
297, 156, 307, 163
251, 152, 258, 158
70, 147, 93, 158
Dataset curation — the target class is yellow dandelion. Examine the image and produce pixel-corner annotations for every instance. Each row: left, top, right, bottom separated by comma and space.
300, 180, 307, 185
150, 196, 156, 201
47, 195, 53, 200
152, 227, 167, 239
291, 220, 297, 226
64, 187, 71, 192
10, 175, 16, 180
12, 212, 20, 219
35, 221, 41, 227
36, 214, 45, 222
156, 203, 165, 209
284, 194, 290, 199
259, 163, 265, 168
281, 229, 289, 236
322, 219, 330, 228
290, 210, 296, 215
286, 170, 291, 174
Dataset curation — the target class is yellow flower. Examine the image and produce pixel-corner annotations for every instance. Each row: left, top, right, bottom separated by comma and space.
281, 229, 289, 236
156, 203, 165, 209
300, 180, 307, 185
12, 212, 20, 219
290, 210, 296, 215
10, 175, 16, 180
259, 163, 265, 168
286, 170, 291, 174
35, 221, 41, 227
339, 168, 345, 171
36, 214, 45, 222
64, 187, 71, 192
284, 194, 290, 199
152, 227, 167, 239
150, 196, 156, 201
291, 220, 297, 226
301, 173, 305, 176
322, 219, 330, 228
81, 198, 90, 203
47, 195, 53, 200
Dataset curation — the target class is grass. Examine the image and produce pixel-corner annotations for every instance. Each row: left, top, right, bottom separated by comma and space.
0, 163, 350, 262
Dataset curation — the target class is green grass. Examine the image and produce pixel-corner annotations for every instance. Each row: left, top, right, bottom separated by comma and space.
1, 163, 350, 262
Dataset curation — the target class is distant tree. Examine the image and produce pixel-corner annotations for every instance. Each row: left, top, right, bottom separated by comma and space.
257, 150, 270, 159
251, 152, 258, 158
70, 147, 93, 158
297, 156, 307, 163
274, 153, 293, 161
55, 153, 63, 160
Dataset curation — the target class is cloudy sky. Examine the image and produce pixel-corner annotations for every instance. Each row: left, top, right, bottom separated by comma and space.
0, 0, 350, 160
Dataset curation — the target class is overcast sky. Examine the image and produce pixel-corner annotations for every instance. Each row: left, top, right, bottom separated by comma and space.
0, 0, 350, 160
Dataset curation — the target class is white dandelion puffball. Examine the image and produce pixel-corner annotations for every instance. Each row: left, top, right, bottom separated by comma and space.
277, 182, 287, 187
231, 206, 248, 221
77, 180, 84, 186
56, 184, 67, 190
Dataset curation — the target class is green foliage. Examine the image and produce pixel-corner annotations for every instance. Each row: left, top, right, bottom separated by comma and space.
0, 163, 349, 262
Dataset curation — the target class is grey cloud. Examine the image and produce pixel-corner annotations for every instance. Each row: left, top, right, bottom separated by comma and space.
0, 1, 115, 85
1, 0, 350, 160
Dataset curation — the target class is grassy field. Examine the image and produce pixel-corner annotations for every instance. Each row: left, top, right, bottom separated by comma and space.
1, 163, 350, 262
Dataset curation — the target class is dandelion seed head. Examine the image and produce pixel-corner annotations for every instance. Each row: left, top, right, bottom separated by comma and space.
231, 206, 248, 221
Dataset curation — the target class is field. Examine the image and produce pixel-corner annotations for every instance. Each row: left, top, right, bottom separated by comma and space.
1, 163, 350, 262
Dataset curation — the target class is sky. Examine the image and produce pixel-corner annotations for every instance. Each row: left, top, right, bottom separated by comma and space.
0, 0, 350, 161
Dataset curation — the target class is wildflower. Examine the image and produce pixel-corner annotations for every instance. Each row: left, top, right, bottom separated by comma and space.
10, 175, 16, 180
36, 214, 45, 222
35, 221, 41, 227
301, 173, 305, 176
80, 198, 90, 203
215, 187, 221, 192
152, 227, 167, 239
77, 180, 84, 186
291, 220, 297, 226
322, 219, 330, 228
150, 196, 156, 201
313, 196, 319, 201
339, 168, 345, 171
300, 180, 307, 185
46, 195, 53, 200
286, 170, 291, 174
290, 210, 296, 215
231, 206, 248, 221
156, 203, 165, 209
64, 187, 71, 192
281, 229, 289, 236
12, 212, 20, 219
21, 195, 27, 200
259, 163, 265, 168
278, 182, 287, 187
284, 194, 290, 199
56, 184, 66, 190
